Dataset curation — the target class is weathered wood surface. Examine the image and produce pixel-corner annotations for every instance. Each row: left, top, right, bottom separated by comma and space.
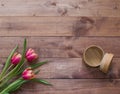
0, 17, 120, 36
0, 0, 120, 94
1, 58, 119, 79
0, 0, 119, 17
13, 79, 120, 94
0, 37, 119, 58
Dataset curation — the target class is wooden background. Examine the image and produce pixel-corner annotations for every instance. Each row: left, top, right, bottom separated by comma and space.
0, 0, 120, 94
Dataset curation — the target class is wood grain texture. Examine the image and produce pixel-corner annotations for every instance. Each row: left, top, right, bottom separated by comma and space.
0, 17, 120, 36
13, 79, 120, 94
0, 37, 119, 58
0, 0, 119, 94
0, 58, 119, 79
0, 0, 119, 17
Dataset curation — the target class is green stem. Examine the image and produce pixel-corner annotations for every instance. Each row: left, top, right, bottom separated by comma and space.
0, 78, 27, 94
0, 39, 26, 89
0, 64, 14, 82
5, 64, 14, 74
0, 46, 18, 80
0, 69, 14, 82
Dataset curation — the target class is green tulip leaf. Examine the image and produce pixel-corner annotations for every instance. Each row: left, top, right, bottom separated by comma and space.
32, 78, 52, 86
17, 60, 48, 75
0, 39, 27, 88
0, 45, 18, 79
4, 92, 9, 94
0, 78, 27, 94
31, 61, 48, 69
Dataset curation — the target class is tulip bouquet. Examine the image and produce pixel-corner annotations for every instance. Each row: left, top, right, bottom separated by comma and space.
0, 39, 51, 94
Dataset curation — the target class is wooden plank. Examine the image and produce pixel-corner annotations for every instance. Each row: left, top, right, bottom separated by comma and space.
0, 0, 119, 16
13, 79, 120, 94
0, 17, 120, 36
0, 58, 119, 79
0, 37, 119, 58
37, 58, 120, 79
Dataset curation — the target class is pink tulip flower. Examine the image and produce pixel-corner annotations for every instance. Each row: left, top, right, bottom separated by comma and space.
22, 67, 35, 80
11, 52, 21, 65
26, 48, 38, 62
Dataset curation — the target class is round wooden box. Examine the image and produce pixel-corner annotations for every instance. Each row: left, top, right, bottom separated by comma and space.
83, 45, 104, 67
83, 45, 114, 73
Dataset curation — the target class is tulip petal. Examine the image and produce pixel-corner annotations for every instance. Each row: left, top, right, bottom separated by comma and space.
25, 48, 38, 62
11, 53, 21, 65
22, 68, 35, 80
26, 48, 34, 57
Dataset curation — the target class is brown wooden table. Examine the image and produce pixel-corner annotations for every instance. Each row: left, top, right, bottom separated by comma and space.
0, 0, 120, 94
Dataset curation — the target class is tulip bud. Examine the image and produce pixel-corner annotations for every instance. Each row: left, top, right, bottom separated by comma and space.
22, 67, 35, 80
11, 52, 21, 65
26, 48, 38, 62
